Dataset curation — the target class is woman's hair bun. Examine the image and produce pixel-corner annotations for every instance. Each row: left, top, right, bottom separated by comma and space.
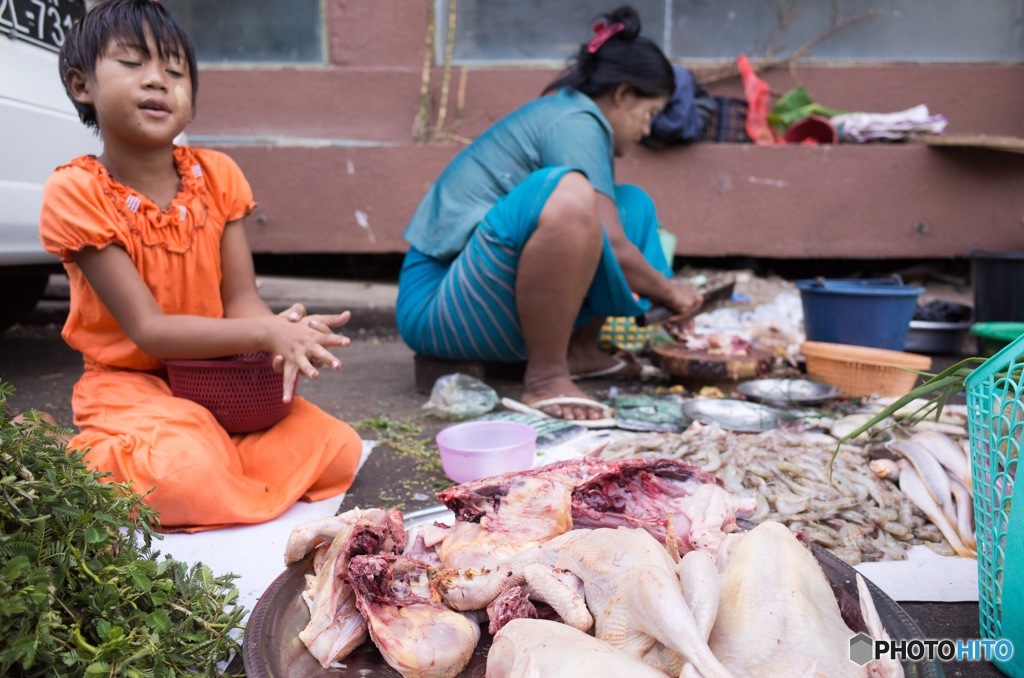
602, 5, 641, 41
542, 3, 673, 99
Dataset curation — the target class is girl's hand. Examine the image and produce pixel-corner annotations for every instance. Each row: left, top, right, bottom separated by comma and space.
270, 310, 353, 400
278, 303, 350, 336
279, 302, 307, 323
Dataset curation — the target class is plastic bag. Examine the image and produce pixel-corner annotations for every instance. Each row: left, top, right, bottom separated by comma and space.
421, 373, 499, 420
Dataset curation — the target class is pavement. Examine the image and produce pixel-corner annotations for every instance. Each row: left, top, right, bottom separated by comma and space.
0, 272, 1005, 677
6, 274, 435, 434
31, 273, 403, 331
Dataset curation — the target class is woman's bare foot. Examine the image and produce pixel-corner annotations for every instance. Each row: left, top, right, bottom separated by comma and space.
567, 346, 621, 376
521, 374, 609, 421
568, 348, 641, 379
565, 318, 640, 378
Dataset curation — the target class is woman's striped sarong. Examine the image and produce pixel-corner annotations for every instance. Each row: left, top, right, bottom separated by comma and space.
396, 167, 671, 362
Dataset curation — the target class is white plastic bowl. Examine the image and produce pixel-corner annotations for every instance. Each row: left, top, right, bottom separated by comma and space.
435, 421, 537, 484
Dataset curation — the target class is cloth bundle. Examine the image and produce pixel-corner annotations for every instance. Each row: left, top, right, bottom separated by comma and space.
831, 104, 948, 143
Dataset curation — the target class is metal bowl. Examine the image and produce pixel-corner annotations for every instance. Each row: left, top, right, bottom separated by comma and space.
903, 320, 972, 355
682, 398, 786, 432
735, 378, 842, 406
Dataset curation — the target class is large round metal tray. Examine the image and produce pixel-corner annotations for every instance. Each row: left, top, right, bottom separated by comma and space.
243, 506, 942, 677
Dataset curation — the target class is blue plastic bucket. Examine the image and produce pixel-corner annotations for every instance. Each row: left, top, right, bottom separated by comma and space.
796, 276, 925, 350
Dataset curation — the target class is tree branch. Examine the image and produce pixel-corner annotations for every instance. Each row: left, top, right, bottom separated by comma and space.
697, 5, 880, 87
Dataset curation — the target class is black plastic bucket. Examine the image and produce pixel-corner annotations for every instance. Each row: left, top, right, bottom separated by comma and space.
970, 249, 1024, 322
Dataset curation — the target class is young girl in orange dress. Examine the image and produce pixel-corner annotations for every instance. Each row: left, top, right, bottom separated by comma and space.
39, 0, 363, 531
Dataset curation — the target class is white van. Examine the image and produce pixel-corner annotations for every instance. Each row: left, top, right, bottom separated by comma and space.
0, 0, 101, 329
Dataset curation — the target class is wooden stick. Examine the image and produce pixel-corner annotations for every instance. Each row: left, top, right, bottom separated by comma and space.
431, 0, 458, 143
412, 0, 436, 142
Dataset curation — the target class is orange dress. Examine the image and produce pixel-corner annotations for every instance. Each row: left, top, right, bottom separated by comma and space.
39, 146, 362, 531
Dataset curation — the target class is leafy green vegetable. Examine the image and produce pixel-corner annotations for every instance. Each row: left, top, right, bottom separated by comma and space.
0, 382, 247, 677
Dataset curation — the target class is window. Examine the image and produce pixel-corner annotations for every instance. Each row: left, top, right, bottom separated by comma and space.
161, 0, 322, 64
443, 0, 1024, 64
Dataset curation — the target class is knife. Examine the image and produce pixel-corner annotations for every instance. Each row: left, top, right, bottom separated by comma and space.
635, 279, 736, 327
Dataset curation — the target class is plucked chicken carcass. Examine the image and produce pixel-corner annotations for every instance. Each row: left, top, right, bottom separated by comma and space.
437, 457, 755, 563
348, 554, 481, 678
438, 474, 574, 568
438, 527, 732, 677
708, 521, 903, 677
486, 618, 668, 678
286, 508, 406, 668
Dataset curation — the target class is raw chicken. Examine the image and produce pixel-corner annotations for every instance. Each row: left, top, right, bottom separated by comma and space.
708, 521, 903, 677
486, 618, 668, 678
293, 508, 407, 668
486, 586, 538, 634
439, 475, 573, 568
677, 549, 721, 641
553, 527, 731, 677
348, 554, 481, 678
438, 527, 731, 677
285, 512, 363, 565
436, 530, 589, 612
437, 457, 754, 562
485, 566, 590, 633
571, 458, 755, 556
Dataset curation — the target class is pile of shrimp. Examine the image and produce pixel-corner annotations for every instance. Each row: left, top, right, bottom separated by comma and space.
596, 418, 966, 565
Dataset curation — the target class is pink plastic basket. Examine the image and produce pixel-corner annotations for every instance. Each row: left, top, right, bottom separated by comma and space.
165, 352, 292, 433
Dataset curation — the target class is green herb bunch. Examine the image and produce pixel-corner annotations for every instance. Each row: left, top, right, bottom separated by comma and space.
0, 383, 247, 677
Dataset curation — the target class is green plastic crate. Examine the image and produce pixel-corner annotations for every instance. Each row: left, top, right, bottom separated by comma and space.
966, 333, 1024, 676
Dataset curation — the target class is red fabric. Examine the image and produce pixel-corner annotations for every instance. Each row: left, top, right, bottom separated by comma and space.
737, 54, 779, 145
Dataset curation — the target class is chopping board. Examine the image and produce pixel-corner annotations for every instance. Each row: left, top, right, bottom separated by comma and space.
651, 343, 774, 382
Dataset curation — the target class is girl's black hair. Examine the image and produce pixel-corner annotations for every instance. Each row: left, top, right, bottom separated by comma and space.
59, 0, 198, 130
543, 5, 674, 100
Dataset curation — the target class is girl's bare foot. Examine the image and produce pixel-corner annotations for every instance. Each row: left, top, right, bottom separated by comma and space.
11, 411, 59, 426
10, 411, 73, 445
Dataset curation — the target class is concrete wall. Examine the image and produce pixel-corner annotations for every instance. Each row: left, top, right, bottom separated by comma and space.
187, 0, 1024, 259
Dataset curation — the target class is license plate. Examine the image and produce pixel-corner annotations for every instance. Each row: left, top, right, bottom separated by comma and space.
0, 0, 85, 53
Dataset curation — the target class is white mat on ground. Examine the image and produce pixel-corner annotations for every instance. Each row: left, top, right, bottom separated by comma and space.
855, 546, 978, 603
155, 441, 376, 621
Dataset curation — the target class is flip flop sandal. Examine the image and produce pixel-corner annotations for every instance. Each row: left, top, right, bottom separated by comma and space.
571, 352, 663, 381
501, 396, 618, 429
571, 357, 633, 381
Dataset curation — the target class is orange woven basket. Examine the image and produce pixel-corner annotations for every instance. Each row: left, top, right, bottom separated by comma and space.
800, 341, 932, 397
